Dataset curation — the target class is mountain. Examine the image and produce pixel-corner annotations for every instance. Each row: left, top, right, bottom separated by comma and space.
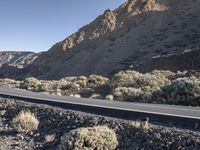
136, 49, 200, 72
1, 0, 200, 79
0, 51, 40, 78
0, 51, 39, 68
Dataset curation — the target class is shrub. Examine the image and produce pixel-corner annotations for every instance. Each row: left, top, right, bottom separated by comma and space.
58, 126, 118, 150
12, 111, 39, 133
110, 70, 171, 102
60, 77, 78, 82
132, 120, 150, 130
59, 82, 80, 92
87, 75, 109, 87
0, 78, 21, 88
110, 70, 141, 88
75, 76, 87, 88
150, 70, 176, 79
184, 70, 200, 78
154, 76, 200, 106
55, 89, 62, 96
110, 70, 170, 89
56, 80, 73, 90
45, 133, 56, 143
39, 80, 53, 91
112, 87, 147, 102
0, 78, 18, 85
20, 77, 41, 91
0, 110, 6, 116
137, 73, 170, 89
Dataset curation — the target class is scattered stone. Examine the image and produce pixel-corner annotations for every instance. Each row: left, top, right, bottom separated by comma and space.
45, 133, 56, 143
0, 98, 199, 149
0, 110, 6, 116
105, 94, 114, 101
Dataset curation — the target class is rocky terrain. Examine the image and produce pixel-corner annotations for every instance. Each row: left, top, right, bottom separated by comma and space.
136, 49, 200, 73
1, 1, 200, 149
0, 51, 39, 68
1, 69, 200, 107
0, 97, 200, 150
0, 0, 200, 79
0, 51, 40, 78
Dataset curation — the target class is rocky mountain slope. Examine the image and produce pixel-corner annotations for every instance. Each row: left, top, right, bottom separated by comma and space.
1, 0, 200, 79
136, 49, 200, 72
0, 51, 40, 78
0, 51, 39, 68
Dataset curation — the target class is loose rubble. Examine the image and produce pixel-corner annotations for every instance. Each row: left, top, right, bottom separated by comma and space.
0, 98, 200, 150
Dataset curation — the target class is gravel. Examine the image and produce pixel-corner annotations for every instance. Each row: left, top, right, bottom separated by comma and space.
0, 97, 200, 150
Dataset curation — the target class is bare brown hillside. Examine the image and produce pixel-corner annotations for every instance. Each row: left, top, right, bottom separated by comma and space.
1, 0, 200, 79
136, 49, 200, 72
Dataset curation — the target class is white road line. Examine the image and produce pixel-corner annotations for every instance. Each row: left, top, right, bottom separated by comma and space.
0, 91, 200, 120
1, 88, 200, 112
132, 103, 200, 112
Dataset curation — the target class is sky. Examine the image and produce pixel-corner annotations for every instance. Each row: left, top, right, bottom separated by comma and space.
0, 0, 125, 52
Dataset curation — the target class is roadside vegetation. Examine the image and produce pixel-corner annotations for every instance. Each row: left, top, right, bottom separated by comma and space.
58, 126, 118, 150
1, 70, 200, 106
12, 111, 39, 133
1, 98, 199, 149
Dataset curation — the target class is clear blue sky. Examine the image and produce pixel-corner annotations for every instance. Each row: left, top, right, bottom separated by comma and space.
0, 0, 125, 52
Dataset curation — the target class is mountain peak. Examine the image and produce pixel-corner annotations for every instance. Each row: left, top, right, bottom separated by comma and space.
124, 0, 167, 14
1, 0, 200, 79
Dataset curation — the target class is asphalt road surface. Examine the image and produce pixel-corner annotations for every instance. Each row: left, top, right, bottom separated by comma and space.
0, 86, 200, 127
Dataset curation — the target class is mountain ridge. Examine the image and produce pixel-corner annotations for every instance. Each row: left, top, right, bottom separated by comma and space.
0, 51, 40, 68
1, 0, 200, 79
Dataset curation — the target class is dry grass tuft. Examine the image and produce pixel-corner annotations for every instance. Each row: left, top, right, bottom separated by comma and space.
132, 120, 150, 130
12, 111, 39, 133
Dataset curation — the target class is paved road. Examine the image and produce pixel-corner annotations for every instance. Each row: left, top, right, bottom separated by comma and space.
0, 86, 200, 127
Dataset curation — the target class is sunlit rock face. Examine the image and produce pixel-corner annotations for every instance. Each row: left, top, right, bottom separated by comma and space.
1, 0, 200, 79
